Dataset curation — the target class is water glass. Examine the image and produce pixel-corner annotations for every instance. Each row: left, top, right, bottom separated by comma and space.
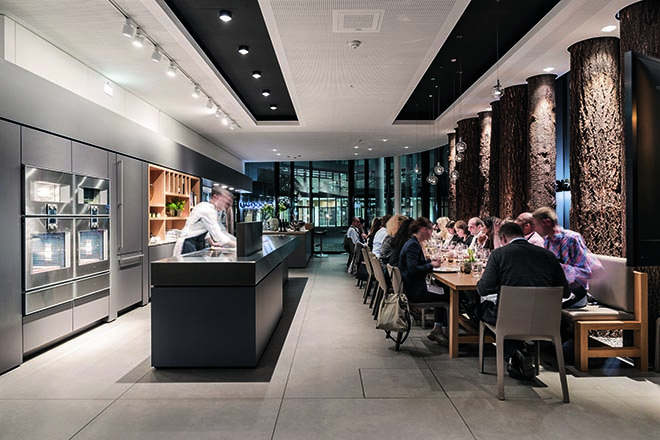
472, 261, 483, 278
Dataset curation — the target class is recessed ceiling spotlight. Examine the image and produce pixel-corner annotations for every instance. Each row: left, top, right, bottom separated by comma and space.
272, 149, 277, 152
221, 185, 228, 189
229, 187, 235, 191
219, 10, 232, 22
166, 61, 177, 77
262, 90, 270, 97
368, 148, 373, 151
601, 25, 617, 32
192, 86, 201, 99
450, 58, 457, 63
270, 104, 277, 110
404, 146, 409, 149
381, 139, 388, 142
252, 70, 262, 79
354, 152, 359, 156
238, 45, 249, 55
151, 46, 162, 62
543, 67, 555, 72
121, 18, 135, 38
354, 145, 359, 149
276, 153, 281, 156
132, 30, 145, 48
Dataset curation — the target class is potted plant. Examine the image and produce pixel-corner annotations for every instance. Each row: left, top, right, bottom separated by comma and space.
262, 203, 274, 220
166, 199, 186, 217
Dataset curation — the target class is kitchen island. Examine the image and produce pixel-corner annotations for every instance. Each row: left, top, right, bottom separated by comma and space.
150, 235, 298, 367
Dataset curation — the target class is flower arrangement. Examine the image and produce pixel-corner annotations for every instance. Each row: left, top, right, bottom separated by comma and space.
262, 204, 274, 219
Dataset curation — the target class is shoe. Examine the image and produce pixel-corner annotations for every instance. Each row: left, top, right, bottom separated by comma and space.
507, 350, 536, 380
427, 331, 448, 345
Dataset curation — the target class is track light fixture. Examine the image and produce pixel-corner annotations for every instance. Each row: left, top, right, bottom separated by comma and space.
206, 99, 215, 111
121, 18, 135, 38
166, 61, 177, 77
192, 86, 201, 99
132, 30, 145, 48
219, 10, 232, 22
238, 45, 249, 55
151, 46, 162, 62
252, 70, 262, 79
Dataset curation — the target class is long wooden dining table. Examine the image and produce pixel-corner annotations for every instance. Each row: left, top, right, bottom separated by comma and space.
431, 269, 489, 358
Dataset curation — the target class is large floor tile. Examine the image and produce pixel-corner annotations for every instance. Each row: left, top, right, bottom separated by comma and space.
73, 398, 281, 440
273, 398, 473, 440
360, 367, 447, 398
0, 399, 112, 440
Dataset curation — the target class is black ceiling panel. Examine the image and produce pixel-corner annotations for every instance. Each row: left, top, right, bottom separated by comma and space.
397, 0, 560, 121
163, 0, 297, 122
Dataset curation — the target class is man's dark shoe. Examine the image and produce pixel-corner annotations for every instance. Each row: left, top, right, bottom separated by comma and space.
507, 350, 536, 380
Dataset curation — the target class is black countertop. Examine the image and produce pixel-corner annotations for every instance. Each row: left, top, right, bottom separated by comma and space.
151, 235, 298, 287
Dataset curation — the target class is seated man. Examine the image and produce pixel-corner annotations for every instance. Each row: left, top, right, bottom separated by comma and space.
532, 207, 594, 308
515, 212, 544, 247
466, 217, 484, 249
475, 222, 570, 379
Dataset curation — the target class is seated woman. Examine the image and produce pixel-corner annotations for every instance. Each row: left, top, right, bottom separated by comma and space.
433, 216, 450, 240
453, 220, 471, 246
379, 214, 408, 266
443, 220, 460, 248
387, 217, 413, 267
399, 217, 449, 343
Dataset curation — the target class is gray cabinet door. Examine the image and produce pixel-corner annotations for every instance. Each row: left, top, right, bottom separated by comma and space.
72, 142, 109, 179
115, 154, 145, 255
0, 120, 23, 373
21, 127, 72, 171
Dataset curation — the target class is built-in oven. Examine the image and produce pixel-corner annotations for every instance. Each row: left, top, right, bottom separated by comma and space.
75, 217, 109, 277
74, 175, 109, 215
24, 166, 73, 216
24, 217, 74, 290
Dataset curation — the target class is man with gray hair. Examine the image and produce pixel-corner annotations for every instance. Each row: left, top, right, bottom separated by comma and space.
515, 212, 544, 247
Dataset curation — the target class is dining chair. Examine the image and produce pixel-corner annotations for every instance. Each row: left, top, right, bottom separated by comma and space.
360, 245, 376, 303
478, 285, 569, 402
368, 251, 389, 317
389, 265, 448, 330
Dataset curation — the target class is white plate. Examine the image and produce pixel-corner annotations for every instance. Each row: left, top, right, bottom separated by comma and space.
433, 267, 459, 273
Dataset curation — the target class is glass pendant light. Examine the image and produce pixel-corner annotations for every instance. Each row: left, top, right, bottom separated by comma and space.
455, 137, 466, 153
434, 162, 445, 175
426, 173, 438, 185
455, 153, 464, 162
450, 170, 459, 180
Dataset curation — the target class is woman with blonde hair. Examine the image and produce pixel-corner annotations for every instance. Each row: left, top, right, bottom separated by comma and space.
433, 216, 450, 240
379, 214, 407, 265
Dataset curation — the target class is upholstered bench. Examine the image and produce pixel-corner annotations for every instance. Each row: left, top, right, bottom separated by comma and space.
561, 254, 648, 372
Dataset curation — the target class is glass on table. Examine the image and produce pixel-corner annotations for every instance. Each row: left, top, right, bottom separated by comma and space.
472, 261, 483, 278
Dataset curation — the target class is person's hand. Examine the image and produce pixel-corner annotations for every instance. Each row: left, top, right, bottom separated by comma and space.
430, 258, 441, 268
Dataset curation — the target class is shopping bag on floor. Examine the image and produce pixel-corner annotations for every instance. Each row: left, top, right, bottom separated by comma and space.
376, 292, 409, 332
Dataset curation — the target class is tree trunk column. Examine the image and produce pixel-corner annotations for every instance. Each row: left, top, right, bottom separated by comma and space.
489, 100, 501, 218
619, 0, 660, 370
498, 84, 528, 219
478, 111, 492, 217
568, 37, 623, 257
447, 132, 457, 220
455, 117, 480, 221
526, 74, 557, 212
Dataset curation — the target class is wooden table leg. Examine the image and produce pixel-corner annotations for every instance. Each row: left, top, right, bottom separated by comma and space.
449, 288, 459, 358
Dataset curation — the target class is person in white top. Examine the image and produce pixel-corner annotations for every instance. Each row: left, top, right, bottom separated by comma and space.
514, 212, 545, 247
173, 187, 236, 256
467, 217, 484, 250
372, 214, 392, 258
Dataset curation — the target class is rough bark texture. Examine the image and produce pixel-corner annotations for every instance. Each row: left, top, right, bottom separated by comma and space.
489, 100, 501, 218
498, 84, 528, 220
478, 111, 492, 217
619, 0, 660, 369
568, 37, 623, 257
526, 74, 557, 212
455, 118, 480, 221
447, 132, 457, 220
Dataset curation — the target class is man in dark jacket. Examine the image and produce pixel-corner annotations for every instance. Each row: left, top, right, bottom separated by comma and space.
476, 221, 569, 379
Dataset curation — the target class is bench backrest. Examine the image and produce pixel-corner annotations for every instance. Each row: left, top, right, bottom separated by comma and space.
588, 254, 634, 313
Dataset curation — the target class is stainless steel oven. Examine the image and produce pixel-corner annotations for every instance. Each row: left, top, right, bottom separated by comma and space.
24, 217, 74, 290
75, 217, 109, 277
74, 175, 109, 215
24, 166, 73, 216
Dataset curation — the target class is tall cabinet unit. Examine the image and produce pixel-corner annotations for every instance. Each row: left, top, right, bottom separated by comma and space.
0, 120, 22, 374
110, 154, 148, 319
148, 165, 200, 242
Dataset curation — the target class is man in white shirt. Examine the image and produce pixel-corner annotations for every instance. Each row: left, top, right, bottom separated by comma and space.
515, 212, 544, 247
173, 187, 236, 255
467, 217, 484, 249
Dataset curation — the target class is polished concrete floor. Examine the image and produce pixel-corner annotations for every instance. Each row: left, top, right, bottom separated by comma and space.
1, 254, 659, 440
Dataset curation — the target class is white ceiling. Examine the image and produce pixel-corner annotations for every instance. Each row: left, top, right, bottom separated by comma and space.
0, 0, 635, 163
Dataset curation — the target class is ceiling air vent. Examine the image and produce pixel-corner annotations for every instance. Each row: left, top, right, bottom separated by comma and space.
332, 10, 384, 33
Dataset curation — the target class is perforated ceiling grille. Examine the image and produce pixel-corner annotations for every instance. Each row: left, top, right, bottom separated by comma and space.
332, 10, 384, 33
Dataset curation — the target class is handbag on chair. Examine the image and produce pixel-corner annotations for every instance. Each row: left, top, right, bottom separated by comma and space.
376, 292, 409, 332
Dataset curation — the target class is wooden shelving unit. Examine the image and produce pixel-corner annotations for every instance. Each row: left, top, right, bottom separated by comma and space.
148, 165, 200, 243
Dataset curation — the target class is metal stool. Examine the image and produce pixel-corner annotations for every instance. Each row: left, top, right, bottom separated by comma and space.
314, 229, 328, 257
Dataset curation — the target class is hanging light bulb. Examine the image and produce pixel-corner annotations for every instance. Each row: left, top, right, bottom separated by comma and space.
455, 153, 464, 162
413, 164, 420, 174
451, 170, 459, 180
491, 79, 504, 99
426, 173, 438, 185
456, 137, 467, 153
434, 162, 444, 175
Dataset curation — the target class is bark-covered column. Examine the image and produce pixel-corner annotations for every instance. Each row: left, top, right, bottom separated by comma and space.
447, 132, 457, 220
526, 74, 557, 212
489, 100, 501, 218
455, 117, 480, 221
568, 37, 623, 256
498, 84, 528, 219
478, 111, 492, 217
619, 0, 660, 370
